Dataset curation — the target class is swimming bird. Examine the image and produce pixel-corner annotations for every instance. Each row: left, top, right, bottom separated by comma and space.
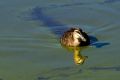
60, 28, 90, 64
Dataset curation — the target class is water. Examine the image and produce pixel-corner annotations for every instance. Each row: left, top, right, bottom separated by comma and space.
0, 0, 120, 80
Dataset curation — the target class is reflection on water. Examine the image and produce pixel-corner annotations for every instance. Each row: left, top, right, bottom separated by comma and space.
61, 46, 88, 65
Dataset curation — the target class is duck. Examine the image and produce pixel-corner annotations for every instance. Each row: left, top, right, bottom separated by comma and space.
60, 28, 90, 64
60, 28, 90, 47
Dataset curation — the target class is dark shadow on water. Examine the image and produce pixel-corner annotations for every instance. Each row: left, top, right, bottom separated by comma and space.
29, 7, 110, 48
30, 7, 69, 37
89, 35, 110, 48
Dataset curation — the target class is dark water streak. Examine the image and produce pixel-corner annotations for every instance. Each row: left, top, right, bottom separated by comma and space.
37, 76, 49, 80
37, 66, 82, 80
102, 0, 120, 4
37, 65, 120, 80
89, 66, 120, 71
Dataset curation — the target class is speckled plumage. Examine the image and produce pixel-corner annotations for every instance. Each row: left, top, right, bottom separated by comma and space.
60, 28, 90, 47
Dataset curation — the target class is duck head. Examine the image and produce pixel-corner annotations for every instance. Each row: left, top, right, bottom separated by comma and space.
73, 28, 87, 42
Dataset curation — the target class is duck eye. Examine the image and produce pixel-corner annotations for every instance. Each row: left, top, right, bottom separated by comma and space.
80, 29, 83, 32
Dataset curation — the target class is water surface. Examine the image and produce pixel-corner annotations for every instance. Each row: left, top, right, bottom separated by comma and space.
0, 0, 120, 80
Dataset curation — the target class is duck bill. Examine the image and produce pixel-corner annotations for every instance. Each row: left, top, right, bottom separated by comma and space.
79, 34, 86, 42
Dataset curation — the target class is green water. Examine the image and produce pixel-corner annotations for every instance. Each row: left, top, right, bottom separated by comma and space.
0, 0, 120, 80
